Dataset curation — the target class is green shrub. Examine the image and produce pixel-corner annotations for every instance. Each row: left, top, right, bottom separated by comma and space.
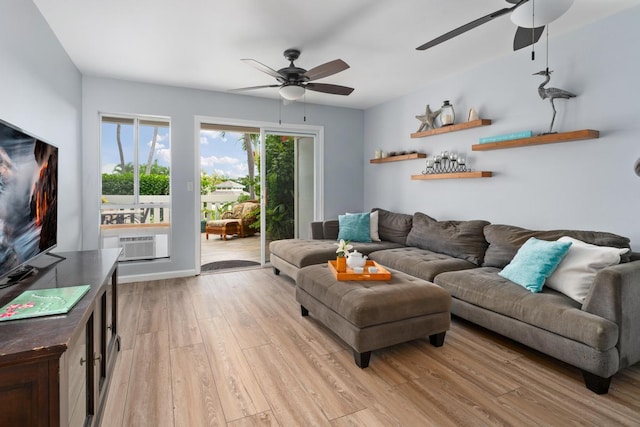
102, 173, 170, 195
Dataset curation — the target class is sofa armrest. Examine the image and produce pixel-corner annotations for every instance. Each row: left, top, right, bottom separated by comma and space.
582, 260, 640, 369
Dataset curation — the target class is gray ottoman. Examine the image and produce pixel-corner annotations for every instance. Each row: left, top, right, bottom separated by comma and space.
296, 263, 451, 368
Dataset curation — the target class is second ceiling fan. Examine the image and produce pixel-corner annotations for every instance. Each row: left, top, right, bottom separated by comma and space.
416, 0, 574, 52
232, 49, 354, 101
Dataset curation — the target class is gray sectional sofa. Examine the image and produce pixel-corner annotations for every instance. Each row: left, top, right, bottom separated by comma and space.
269, 208, 640, 394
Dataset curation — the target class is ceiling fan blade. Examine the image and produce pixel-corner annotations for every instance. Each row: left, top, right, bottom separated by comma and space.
241, 59, 284, 79
416, 0, 530, 51
513, 25, 544, 51
303, 59, 350, 81
228, 84, 280, 92
305, 83, 354, 96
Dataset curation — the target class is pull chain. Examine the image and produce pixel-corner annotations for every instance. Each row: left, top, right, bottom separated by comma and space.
531, 0, 536, 61
546, 25, 550, 70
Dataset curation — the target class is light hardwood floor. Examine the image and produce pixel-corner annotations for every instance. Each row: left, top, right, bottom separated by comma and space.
102, 268, 640, 426
200, 233, 270, 269
200, 233, 262, 265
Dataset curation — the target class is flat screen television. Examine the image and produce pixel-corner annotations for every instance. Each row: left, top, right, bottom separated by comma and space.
0, 118, 58, 283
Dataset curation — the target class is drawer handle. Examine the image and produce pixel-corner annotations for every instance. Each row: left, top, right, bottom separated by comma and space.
107, 324, 113, 331
94, 354, 102, 365
80, 357, 86, 366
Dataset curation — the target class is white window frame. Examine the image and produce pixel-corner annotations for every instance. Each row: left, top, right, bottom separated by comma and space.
99, 113, 172, 261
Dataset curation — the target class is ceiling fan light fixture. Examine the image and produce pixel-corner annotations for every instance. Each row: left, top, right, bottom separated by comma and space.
511, 0, 574, 28
279, 84, 305, 101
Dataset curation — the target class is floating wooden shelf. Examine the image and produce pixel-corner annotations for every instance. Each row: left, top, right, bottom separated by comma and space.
411, 171, 492, 180
411, 119, 492, 139
471, 129, 600, 151
370, 153, 426, 163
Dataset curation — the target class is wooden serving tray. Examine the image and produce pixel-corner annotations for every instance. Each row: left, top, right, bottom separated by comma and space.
328, 260, 392, 281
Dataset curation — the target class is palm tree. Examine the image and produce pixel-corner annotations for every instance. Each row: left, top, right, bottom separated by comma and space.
241, 133, 258, 199
116, 123, 125, 174
144, 126, 159, 175
112, 162, 134, 174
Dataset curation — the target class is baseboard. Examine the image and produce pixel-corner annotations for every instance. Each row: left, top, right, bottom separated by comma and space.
118, 269, 197, 283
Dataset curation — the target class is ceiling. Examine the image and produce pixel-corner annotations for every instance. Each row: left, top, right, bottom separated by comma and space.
34, 0, 637, 110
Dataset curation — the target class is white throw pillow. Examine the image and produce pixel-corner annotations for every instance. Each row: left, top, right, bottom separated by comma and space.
546, 236, 629, 303
347, 210, 380, 241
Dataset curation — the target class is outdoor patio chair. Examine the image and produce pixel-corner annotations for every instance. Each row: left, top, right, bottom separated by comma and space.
205, 200, 259, 240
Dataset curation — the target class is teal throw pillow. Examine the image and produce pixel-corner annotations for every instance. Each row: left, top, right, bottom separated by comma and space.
498, 237, 572, 293
338, 213, 372, 243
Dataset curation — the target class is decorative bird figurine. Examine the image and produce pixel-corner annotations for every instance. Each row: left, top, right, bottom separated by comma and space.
533, 68, 577, 134
415, 104, 441, 133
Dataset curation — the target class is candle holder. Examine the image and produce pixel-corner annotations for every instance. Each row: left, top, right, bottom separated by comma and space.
422, 151, 470, 174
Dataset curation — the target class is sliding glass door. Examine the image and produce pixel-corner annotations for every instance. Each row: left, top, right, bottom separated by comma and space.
196, 118, 322, 272
199, 124, 260, 270
296, 136, 315, 240
262, 131, 317, 264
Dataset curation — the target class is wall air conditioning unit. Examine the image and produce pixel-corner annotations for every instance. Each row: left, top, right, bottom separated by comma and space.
119, 236, 156, 261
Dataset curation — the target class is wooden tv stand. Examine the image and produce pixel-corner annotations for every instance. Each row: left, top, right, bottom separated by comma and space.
0, 249, 121, 427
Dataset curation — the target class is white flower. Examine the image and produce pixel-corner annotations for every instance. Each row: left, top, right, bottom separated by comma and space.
335, 239, 353, 257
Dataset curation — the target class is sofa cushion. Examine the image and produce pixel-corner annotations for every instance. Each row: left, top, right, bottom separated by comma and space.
368, 247, 477, 282
498, 237, 572, 292
240, 201, 259, 217
483, 224, 632, 268
206, 219, 240, 227
372, 208, 413, 245
269, 239, 402, 269
434, 267, 619, 351
338, 213, 372, 243
322, 220, 339, 240
546, 236, 630, 303
231, 203, 244, 217
406, 212, 490, 265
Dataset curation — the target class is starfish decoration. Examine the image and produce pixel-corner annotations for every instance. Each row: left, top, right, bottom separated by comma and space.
415, 104, 441, 132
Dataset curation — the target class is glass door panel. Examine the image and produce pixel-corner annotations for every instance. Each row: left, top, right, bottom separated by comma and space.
263, 132, 316, 264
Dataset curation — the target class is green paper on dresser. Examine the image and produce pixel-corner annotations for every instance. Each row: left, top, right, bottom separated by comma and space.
0, 285, 91, 321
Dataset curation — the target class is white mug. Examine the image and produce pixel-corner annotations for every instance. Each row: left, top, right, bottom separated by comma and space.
368, 266, 378, 274
353, 267, 364, 274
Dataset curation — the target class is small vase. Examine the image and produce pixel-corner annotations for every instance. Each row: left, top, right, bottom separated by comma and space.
336, 256, 346, 272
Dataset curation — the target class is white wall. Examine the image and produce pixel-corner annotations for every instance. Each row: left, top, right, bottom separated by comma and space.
364, 6, 640, 251
82, 77, 364, 278
0, 0, 83, 251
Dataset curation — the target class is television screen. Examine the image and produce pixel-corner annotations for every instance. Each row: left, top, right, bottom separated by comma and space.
0, 118, 58, 281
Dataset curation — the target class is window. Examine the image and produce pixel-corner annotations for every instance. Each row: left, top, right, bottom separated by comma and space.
100, 115, 171, 260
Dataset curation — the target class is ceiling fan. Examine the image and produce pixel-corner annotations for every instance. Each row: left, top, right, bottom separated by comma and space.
231, 49, 354, 101
416, 0, 574, 52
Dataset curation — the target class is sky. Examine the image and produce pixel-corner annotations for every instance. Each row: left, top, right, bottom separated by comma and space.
199, 130, 251, 178
101, 123, 251, 179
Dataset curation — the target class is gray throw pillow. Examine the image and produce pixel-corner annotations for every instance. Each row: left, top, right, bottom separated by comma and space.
372, 208, 413, 245
406, 212, 490, 265
483, 224, 632, 268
